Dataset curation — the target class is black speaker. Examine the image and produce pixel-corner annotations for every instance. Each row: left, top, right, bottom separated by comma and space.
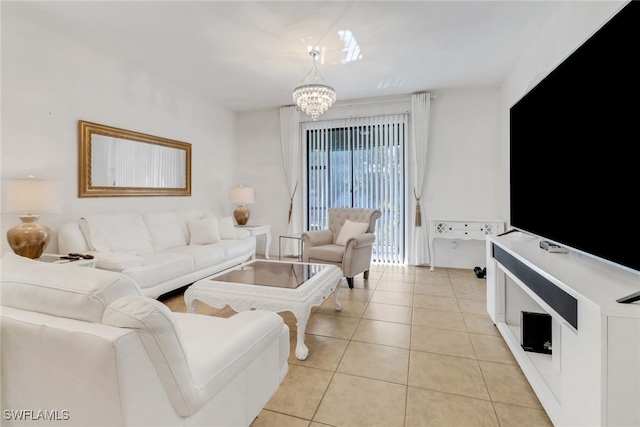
521, 311, 552, 354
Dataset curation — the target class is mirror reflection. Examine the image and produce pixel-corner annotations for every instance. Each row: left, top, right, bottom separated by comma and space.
90, 135, 187, 188
79, 121, 191, 197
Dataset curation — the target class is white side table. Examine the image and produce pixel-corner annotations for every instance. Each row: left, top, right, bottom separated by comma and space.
279, 233, 302, 261
38, 253, 97, 268
428, 219, 504, 271
235, 225, 271, 259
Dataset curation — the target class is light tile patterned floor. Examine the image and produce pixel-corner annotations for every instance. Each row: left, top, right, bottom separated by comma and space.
161, 263, 553, 427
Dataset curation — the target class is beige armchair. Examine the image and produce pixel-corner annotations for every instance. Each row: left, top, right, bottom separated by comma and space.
302, 207, 381, 288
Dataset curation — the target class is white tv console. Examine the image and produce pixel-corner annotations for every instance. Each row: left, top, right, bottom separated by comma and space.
486, 232, 640, 426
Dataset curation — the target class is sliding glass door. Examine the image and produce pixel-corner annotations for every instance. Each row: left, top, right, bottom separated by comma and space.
304, 115, 407, 264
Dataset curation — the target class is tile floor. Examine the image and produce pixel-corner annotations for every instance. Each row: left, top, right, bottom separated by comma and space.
161, 263, 553, 427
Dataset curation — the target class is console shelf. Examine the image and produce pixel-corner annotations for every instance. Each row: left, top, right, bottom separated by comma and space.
486, 232, 640, 426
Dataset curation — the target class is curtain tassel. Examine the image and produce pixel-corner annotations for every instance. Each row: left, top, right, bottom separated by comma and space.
288, 181, 298, 224
414, 188, 422, 227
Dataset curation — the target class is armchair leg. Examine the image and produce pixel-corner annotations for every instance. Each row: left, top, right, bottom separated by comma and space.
363, 270, 370, 280
346, 277, 354, 289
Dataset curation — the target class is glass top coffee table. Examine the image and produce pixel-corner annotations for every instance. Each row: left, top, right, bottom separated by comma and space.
185, 260, 344, 360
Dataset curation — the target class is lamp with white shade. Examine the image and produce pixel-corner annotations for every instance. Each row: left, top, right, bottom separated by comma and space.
3, 176, 63, 259
229, 185, 255, 226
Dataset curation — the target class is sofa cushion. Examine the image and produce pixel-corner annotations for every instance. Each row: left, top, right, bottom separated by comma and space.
187, 217, 221, 245
91, 252, 146, 272
121, 253, 193, 291
80, 213, 154, 255
306, 245, 345, 263
335, 219, 370, 246
162, 245, 226, 271
1, 252, 142, 323
143, 211, 188, 252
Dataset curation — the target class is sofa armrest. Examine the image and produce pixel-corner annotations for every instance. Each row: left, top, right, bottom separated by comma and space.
103, 296, 287, 418
58, 223, 91, 255
344, 232, 376, 249
234, 228, 251, 239
175, 311, 286, 398
342, 233, 377, 278
301, 230, 333, 248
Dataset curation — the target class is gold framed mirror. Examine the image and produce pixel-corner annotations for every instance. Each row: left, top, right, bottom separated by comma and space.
78, 120, 192, 197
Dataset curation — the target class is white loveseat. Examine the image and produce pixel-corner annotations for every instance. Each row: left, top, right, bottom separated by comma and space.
58, 210, 255, 298
0, 253, 289, 427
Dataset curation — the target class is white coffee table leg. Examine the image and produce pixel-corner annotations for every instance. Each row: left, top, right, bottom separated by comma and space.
185, 296, 197, 313
293, 307, 312, 360
264, 230, 271, 260
295, 323, 309, 360
333, 278, 344, 311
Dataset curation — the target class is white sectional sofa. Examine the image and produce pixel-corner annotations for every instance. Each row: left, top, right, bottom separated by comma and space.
58, 210, 255, 298
0, 253, 289, 427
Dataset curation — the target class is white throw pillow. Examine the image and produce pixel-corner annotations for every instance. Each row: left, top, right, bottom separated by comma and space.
218, 216, 236, 239
187, 217, 220, 245
336, 219, 369, 246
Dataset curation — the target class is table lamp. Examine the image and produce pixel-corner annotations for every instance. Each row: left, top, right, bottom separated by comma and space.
229, 185, 255, 226
3, 176, 63, 259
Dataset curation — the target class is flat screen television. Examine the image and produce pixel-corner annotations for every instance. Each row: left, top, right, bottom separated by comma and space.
510, 1, 639, 274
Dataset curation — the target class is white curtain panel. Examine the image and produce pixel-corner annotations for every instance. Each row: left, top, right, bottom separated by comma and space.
279, 106, 302, 256
106, 137, 184, 188
408, 93, 431, 266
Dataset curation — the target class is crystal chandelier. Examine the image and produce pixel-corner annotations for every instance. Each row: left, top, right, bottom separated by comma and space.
292, 50, 336, 121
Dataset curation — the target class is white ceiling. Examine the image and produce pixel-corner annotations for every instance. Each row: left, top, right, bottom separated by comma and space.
4, 1, 562, 112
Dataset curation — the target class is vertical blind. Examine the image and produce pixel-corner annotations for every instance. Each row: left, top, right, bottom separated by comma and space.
304, 114, 407, 264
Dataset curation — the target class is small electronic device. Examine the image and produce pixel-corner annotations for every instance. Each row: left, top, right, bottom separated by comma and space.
521, 311, 552, 354
540, 241, 569, 253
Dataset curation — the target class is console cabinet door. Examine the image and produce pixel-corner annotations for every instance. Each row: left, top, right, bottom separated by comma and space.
433, 221, 452, 237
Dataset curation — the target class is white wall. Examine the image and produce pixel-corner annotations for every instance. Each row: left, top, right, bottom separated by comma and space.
234, 109, 287, 258
425, 88, 503, 269
236, 88, 503, 268
1, 13, 238, 254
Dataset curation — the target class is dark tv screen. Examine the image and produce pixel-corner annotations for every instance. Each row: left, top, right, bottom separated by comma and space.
510, 1, 640, 273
